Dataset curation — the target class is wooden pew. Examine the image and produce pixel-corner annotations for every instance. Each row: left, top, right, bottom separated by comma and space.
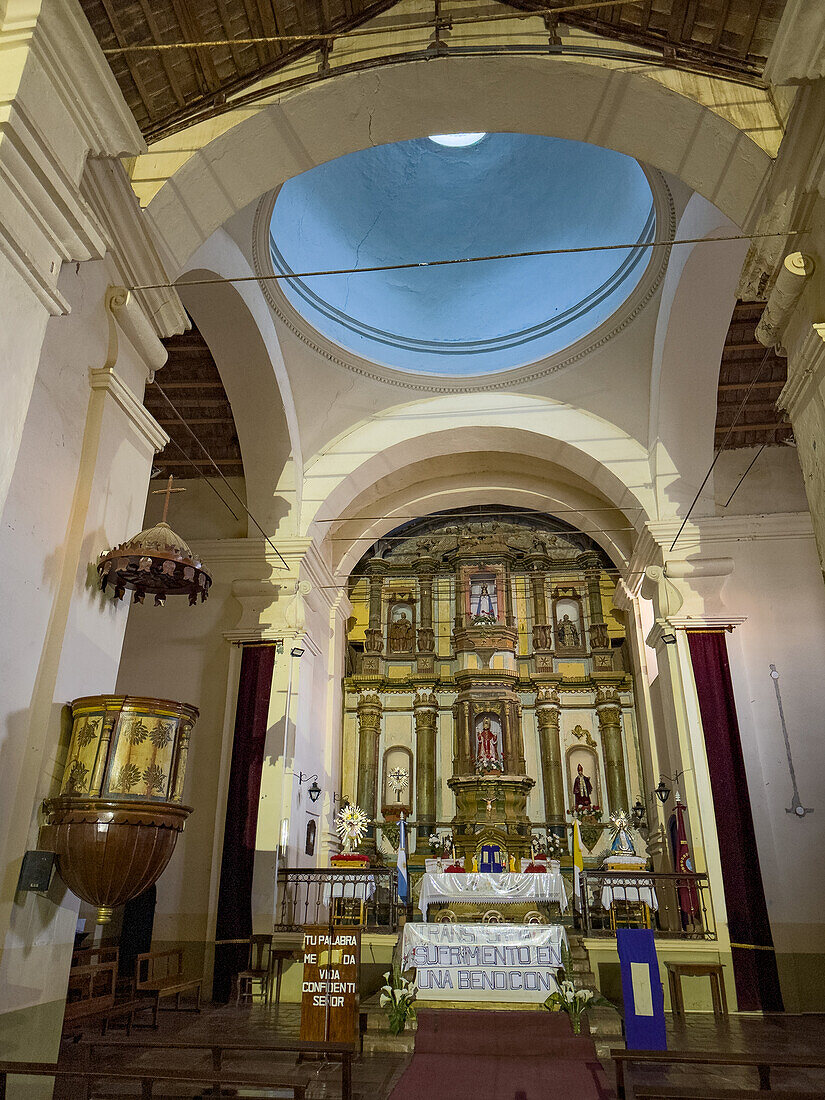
612, 1049, 825, 1100
63, 962, 139, 1037
0, 1060, 307, 1099
135, 947, 201, 1025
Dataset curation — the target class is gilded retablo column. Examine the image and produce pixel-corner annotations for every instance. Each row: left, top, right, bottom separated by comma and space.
356, 692, 382, 819
596, 687, 629, 813
414, 690, 438, 833
536, 688, 565, 825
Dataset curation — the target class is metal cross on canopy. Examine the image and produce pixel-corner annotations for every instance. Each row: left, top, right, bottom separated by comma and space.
770, 664, 814, 818
151, 475, 186, 523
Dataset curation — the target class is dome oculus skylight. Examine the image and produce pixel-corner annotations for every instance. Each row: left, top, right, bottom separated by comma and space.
268, 133, 656, 376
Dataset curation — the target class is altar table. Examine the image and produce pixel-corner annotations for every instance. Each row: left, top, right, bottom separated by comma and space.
401, 922, 567, 1002
418, 871, 568, 918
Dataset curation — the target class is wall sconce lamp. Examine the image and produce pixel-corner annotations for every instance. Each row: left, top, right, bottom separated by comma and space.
654, 770, 685, 804
632, 800, 646, 826
298, 772, 321, 803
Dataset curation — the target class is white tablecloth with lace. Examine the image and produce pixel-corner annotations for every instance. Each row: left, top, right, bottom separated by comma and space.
418, 872, 567, 918
600, 880, 658, 911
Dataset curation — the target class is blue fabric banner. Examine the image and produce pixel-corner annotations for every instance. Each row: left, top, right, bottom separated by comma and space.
616, 928, 667, 1050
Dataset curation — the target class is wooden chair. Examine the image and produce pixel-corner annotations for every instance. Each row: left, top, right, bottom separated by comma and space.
236, 934, 273, 1006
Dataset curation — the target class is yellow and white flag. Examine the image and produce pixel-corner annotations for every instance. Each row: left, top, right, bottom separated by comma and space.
572, 819, 584, 910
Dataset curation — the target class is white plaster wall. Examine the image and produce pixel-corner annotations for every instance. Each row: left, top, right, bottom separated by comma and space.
0, 257, 162, 1062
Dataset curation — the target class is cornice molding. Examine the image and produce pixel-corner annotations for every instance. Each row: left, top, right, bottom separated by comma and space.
0, 0, 143, 316
88, 366, 168, 453
645, 512, 814, 549
779, 322, 825, 416
82, 159, 188, 341
34, 0, 144, 159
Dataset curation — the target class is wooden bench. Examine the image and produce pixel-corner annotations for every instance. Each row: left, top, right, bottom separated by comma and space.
63, 962, 140, 1037
612, 1049, 825, 1100
0, 1060, 307, 1099
81, 1035, 357, 1099
135, 947, 201, 1025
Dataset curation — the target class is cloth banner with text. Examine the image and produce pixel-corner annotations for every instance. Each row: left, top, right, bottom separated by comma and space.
401, 922, 567, 1002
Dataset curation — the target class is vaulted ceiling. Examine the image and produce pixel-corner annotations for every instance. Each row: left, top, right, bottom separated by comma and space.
81, 1, 788, 142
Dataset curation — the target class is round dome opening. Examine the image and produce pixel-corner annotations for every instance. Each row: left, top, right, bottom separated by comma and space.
268, 133, 656, 376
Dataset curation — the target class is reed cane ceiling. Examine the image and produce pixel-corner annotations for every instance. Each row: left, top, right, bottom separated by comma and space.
81, 1, 788, 143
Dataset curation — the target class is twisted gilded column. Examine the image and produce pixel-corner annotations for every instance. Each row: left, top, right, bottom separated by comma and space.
365, 562, 385, 653
356, 692, 382, 818
596, 687, 629, 813
414, 690, 438, 833
536, 688, 565, 825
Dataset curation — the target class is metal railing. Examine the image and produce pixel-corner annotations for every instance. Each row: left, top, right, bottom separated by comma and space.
275, 867, 399, 932
580, 870, 715, 940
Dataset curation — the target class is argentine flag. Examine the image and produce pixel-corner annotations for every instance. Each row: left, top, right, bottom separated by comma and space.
397, 813, 409, 905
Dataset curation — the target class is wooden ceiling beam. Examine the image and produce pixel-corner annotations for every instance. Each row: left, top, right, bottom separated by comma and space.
710, 0, 733, 49
214, 0, 247, 71
136, 0, 187, 109
718, 380, 784, 392
169, 0, 224, 93
737, 0, 765, 58
715, 422, 786, 434
98, 0, 158, 121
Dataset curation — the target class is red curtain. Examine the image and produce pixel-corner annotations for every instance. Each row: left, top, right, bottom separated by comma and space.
212, 644, 276, 1001
687, 630, 783, 1012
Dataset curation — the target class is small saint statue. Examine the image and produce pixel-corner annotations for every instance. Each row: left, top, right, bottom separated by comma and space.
388, 609, 414, 652
473, 582, 496, 617
476, 716, 500, 768
573, 763, 593, 811
557, 613, 579, 647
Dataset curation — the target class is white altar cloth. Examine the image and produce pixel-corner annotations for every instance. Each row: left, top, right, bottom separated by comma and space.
401, 923, 566, 1002
418, 872, 567, 917
322, 876, 375, 904
601, 880, 658, 911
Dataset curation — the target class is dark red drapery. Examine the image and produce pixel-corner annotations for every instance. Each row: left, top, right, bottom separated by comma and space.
687, 630, 783, 1012
212, 643, 276, 1001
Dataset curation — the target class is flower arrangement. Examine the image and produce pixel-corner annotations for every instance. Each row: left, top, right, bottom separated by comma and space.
335, 802, 368, 853
428, 832, 452, 857
568, 804, 603, 822
379, 965, 418, 1034
471, 611, 497, 626
544, 979, 612, 1035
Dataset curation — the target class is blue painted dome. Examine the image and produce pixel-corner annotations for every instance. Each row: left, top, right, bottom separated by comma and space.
269, 133, 655, 376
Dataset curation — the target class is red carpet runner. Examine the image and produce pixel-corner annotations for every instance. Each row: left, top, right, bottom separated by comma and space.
389, 1008, 611, 1099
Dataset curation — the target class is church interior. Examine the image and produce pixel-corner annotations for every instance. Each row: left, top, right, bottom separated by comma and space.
5, 0, 825, 1096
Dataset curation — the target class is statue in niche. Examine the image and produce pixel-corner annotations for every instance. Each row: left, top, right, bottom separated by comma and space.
573, 763, 593, 811
470, 576, 498, 619
557, 613, 580, 647
475, 715, 502, 771
388, 607, 414, 652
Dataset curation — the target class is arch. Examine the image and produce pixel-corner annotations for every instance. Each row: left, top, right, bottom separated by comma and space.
326, 455, 639, 576
175, 230, 302, 532
301, 395, 654, 548
648, 195, 749, 518
146, 55, 772, 275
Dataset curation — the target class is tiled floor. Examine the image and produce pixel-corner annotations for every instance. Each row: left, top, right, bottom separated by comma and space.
54, 1003, 825, 1098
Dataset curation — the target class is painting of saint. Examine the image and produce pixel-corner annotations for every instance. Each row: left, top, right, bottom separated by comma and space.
388, 605, 414, 652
